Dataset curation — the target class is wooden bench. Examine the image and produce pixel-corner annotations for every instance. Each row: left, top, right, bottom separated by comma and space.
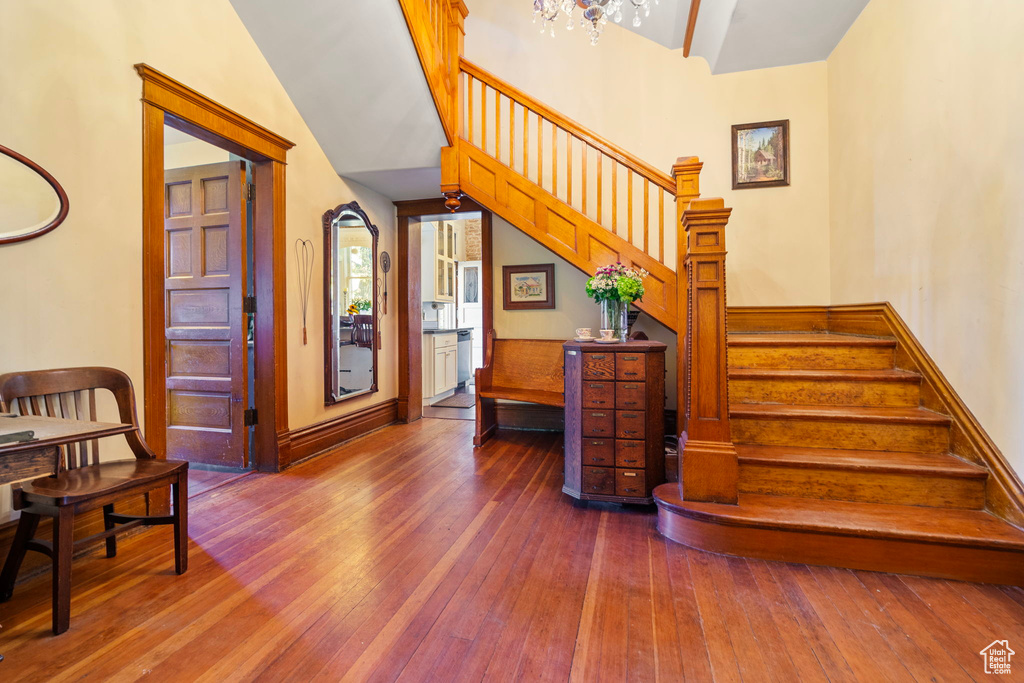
474, 331, 566, 446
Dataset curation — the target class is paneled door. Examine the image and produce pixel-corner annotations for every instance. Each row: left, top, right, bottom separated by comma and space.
163, 161, 248, 467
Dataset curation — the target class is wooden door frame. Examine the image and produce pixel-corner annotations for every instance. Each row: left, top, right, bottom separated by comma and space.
395, 197, 492, 422
137, 64, 295, 472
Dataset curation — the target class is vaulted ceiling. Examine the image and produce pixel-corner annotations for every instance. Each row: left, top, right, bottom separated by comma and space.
228, 0, 870, 201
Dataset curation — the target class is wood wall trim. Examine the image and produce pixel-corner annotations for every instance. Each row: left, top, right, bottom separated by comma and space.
395, 197, 492, 423
134, 64, 295, 163
829, 302, 1024, 528
284, 399, 399, 466
460, 59, 675, 194
683, 0, 702, 58
138, 68, 289, 472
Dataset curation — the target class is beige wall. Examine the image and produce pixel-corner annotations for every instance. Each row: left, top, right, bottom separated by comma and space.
0, 0, 397, 513
465, 0, 831, 306
828, 0, 1024, 474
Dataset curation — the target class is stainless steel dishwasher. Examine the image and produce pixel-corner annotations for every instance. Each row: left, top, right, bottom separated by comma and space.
457, 329, 472, 387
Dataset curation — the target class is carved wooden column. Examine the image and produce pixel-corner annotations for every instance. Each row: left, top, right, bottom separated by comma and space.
671, 156, 702, 440
678, 198, 737, 503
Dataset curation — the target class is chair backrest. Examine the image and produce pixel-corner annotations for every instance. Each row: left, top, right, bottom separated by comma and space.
0, 367, 143, 469
491, 338, 565, 394
353, 314, 374, 348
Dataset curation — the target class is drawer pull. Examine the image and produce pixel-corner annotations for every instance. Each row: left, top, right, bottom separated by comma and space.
591, 441, 604, 445
624, 384, 639, 389
593, 400, 606, 404
623, 413, 638, 418
623, 472, 638, 477
592, 413, 607, 417
592, 355, 607, 359
589, 384, 605, 388
623, 488, 638, 493
624, 372, 638, 376
593, 429, 605, 433
625, 430, 639, 435
624, 401, 638, 405
623, 356, 639, 361
623, 459, 638, 463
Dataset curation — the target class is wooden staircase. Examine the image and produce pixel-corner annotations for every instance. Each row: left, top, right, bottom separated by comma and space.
655, 329, 1024, 585
398, 0, 1024, 584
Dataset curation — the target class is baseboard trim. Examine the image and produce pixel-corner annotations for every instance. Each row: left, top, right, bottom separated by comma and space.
283, 399, 399, 467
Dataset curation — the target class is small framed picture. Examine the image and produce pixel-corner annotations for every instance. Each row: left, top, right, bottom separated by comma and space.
731, 119, 789, 189
502, 264, 555, 310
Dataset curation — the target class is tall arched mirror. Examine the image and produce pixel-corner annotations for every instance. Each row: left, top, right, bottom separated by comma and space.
323, 201, 379, 404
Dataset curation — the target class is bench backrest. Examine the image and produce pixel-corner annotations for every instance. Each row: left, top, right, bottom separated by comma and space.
490, 339, 565, 394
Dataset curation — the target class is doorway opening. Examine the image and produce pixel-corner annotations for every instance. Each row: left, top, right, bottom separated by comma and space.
138, 64, 294, 475
396, 199, 492, 423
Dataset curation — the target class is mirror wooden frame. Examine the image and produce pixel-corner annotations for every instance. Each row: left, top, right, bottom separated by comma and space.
0, 144, 70, 245
323, 201, 380, 405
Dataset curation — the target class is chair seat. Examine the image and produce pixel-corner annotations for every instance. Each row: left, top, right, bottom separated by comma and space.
478, 386, 565, 407
20, 459, 188, 506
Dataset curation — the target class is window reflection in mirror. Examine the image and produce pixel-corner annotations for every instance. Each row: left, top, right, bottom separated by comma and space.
323, 202, 378, 404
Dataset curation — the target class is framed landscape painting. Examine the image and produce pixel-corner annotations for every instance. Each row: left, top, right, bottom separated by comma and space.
731, 119, 789, 189
502, 263, 555, 310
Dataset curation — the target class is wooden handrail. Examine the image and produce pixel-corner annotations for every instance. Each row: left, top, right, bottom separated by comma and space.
460, 59, 675, 194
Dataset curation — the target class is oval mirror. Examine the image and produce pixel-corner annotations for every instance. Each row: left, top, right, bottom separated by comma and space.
0, 144, 69, 245
323, 201, 380, 405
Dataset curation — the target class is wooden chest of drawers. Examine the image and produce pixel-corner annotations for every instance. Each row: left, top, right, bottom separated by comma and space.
562, 340, 667, 504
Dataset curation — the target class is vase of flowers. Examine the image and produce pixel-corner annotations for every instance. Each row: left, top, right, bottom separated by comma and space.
585, 263, 647, 341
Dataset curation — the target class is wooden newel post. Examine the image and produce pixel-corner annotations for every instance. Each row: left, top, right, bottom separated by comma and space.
440, 1, 468, 211
678, 197, 738, 503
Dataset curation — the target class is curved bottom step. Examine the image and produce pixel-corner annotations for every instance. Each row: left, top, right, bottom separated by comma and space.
653, 484, 1024, 586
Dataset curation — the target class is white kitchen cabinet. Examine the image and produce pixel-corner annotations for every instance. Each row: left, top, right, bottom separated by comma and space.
423, 332, 458, 400
421, 221, 458, 303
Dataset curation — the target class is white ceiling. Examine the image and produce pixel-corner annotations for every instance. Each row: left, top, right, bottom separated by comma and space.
601, 0, 870, 74
707, 0, 870, 74
228, 0, 448, 200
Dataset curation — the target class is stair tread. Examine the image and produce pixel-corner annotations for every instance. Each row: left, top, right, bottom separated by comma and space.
657, 492, 1024, 550
729, 333, 897, 347
729, 368, 920, 382
736, 445, 987, 477
731, 403, 952, 425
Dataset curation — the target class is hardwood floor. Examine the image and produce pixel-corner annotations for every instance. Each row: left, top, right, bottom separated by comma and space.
1, 418, 1022, 681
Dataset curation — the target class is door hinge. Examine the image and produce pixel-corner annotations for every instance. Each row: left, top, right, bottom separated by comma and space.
244, 408, 258, 426
244, 296, 257, 315
246, 182, 256, 202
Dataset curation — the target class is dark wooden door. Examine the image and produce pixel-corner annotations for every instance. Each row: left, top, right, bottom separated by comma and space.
163, 161, 248, 467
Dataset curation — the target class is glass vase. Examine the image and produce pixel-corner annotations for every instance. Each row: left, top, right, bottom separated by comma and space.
600, 299, 625, 341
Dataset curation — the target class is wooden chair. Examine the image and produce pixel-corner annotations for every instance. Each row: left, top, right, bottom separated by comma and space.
353, 314, 374, 348
0, 367, 188, 635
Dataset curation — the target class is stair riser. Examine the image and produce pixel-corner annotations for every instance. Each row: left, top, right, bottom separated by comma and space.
729, 346, 895, 370
655, 504, 1024, 586
732, 417, 950, 453
739, 463, 985, 509
731, 378, 920, 408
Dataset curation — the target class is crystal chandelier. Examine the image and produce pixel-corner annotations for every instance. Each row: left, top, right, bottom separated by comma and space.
533, 0, 657, 45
